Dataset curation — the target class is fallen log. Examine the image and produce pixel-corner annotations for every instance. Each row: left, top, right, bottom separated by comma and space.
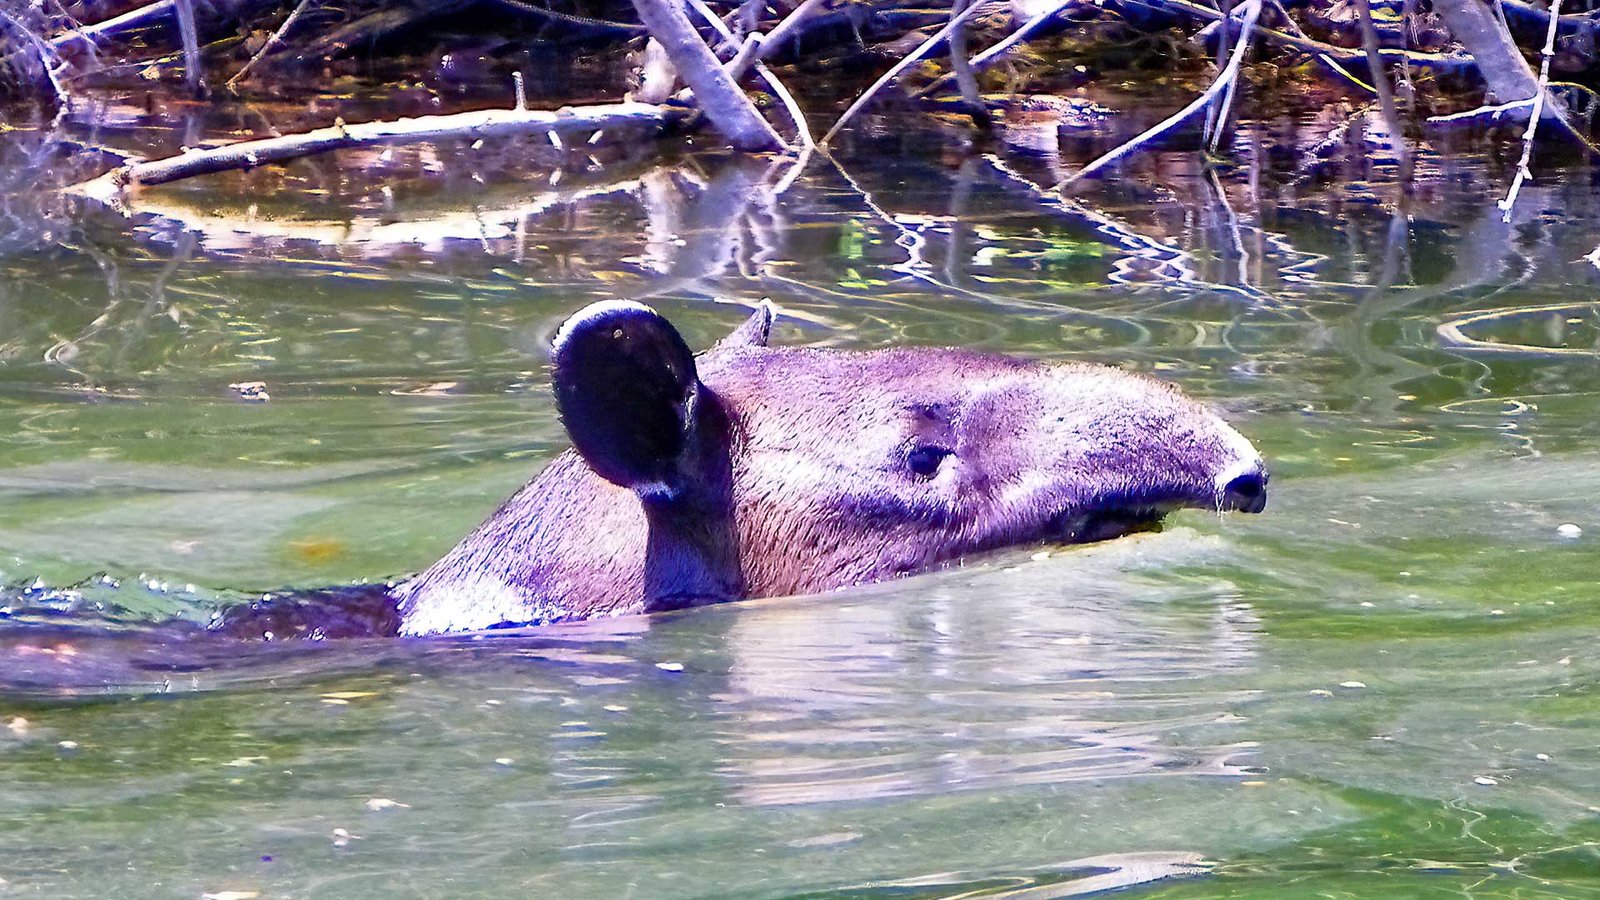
67, 101, 691, 199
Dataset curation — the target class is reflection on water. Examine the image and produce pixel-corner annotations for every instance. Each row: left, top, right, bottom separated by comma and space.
2, 89, 1600, 896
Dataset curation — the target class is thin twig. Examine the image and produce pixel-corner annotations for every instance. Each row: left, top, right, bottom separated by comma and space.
1263, 0, 1376, 96
0, 9, 71, 109
485, 0, 646, 34
1055, 0, 1263, 189
821, 0, 988, 146
1425, 98, 1535, 123
1116, 0, 1469, 71
914, 0, 1077, 99
226, 0, 314, 88
1499, 0, 1562, 222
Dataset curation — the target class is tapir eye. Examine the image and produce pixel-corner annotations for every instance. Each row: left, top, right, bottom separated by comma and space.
906, 445, 952, 478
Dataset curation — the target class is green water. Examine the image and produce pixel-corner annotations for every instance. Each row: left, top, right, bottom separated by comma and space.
2, 101, 1600, 897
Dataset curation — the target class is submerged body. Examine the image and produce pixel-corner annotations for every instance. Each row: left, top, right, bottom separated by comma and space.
386, 301, 1267, 636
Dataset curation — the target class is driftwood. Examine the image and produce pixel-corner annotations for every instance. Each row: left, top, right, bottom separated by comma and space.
630, 0, 783, 151
684, 0, 815, 149
68, 101, 689, 199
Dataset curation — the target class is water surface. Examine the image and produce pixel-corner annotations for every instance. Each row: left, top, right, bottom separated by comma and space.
1, 91, 1600, 897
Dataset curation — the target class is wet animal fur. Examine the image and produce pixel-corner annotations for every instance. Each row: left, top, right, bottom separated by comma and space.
392, 301, 1266, 635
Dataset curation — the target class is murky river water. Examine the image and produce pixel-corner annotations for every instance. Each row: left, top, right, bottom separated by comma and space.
1, 90, 1599, 897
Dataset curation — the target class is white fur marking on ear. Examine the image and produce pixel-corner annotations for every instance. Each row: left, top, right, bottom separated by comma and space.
551, 300, 662, 353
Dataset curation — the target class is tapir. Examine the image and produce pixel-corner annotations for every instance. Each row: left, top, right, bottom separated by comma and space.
374, 299, 1268, 635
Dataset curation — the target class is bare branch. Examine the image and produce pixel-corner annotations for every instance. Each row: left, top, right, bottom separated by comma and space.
915, 0, 1079, 99
226, 0, 316, 88
1353, 0, 1410, 170
1056, 0, 1263, 189
67, 102, 689, 197
1117, 0, 1471, 72
0, 9, 71, 109
684, 0, 814, 150
51, 0, 177, 56
758, 0, 829, 63
1500, 0, 1562, 221
948, 0, 992, 129
821, 0, 988, 146
173, 0, 205, 94
630, 0, 784, 152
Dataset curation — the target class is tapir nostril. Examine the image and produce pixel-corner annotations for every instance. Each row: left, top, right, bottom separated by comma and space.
1221, 466, 1269, 514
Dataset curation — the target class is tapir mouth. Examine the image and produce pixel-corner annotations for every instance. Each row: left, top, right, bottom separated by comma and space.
1044, 502, 1175, 545
1042, 467, 1268, 546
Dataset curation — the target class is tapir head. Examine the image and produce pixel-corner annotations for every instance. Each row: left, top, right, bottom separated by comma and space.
550, 300, 1267, 603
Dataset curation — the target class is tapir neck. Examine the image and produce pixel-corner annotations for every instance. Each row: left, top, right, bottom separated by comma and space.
639, 393, 744, 612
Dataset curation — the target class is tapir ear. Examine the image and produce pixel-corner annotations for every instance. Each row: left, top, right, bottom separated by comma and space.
551, 301, 701, 498
711, 298, 777, 353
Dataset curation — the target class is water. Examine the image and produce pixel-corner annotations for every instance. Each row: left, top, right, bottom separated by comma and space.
3, 90, 1600, 897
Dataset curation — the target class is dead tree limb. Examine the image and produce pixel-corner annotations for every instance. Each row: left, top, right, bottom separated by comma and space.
684, 0, 814, 149
50, 0, 269, 60
1431, 0, 1553, 109
1353, 0, 1410, 171
756, 0, 829, 64
173, 0, 205, 95
1056, 0, 1263, 189
1499, 0, 1562, 220
226, 0, 315, 88
0, 9, 70, 108
915, 0, 1079, 99
51, 0, 176, 56
67, 102, 690, 198
630, 0, 784, 152
1118, 0, 1472, 71
948, 0, 991, 128
821, 0, 988, 146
